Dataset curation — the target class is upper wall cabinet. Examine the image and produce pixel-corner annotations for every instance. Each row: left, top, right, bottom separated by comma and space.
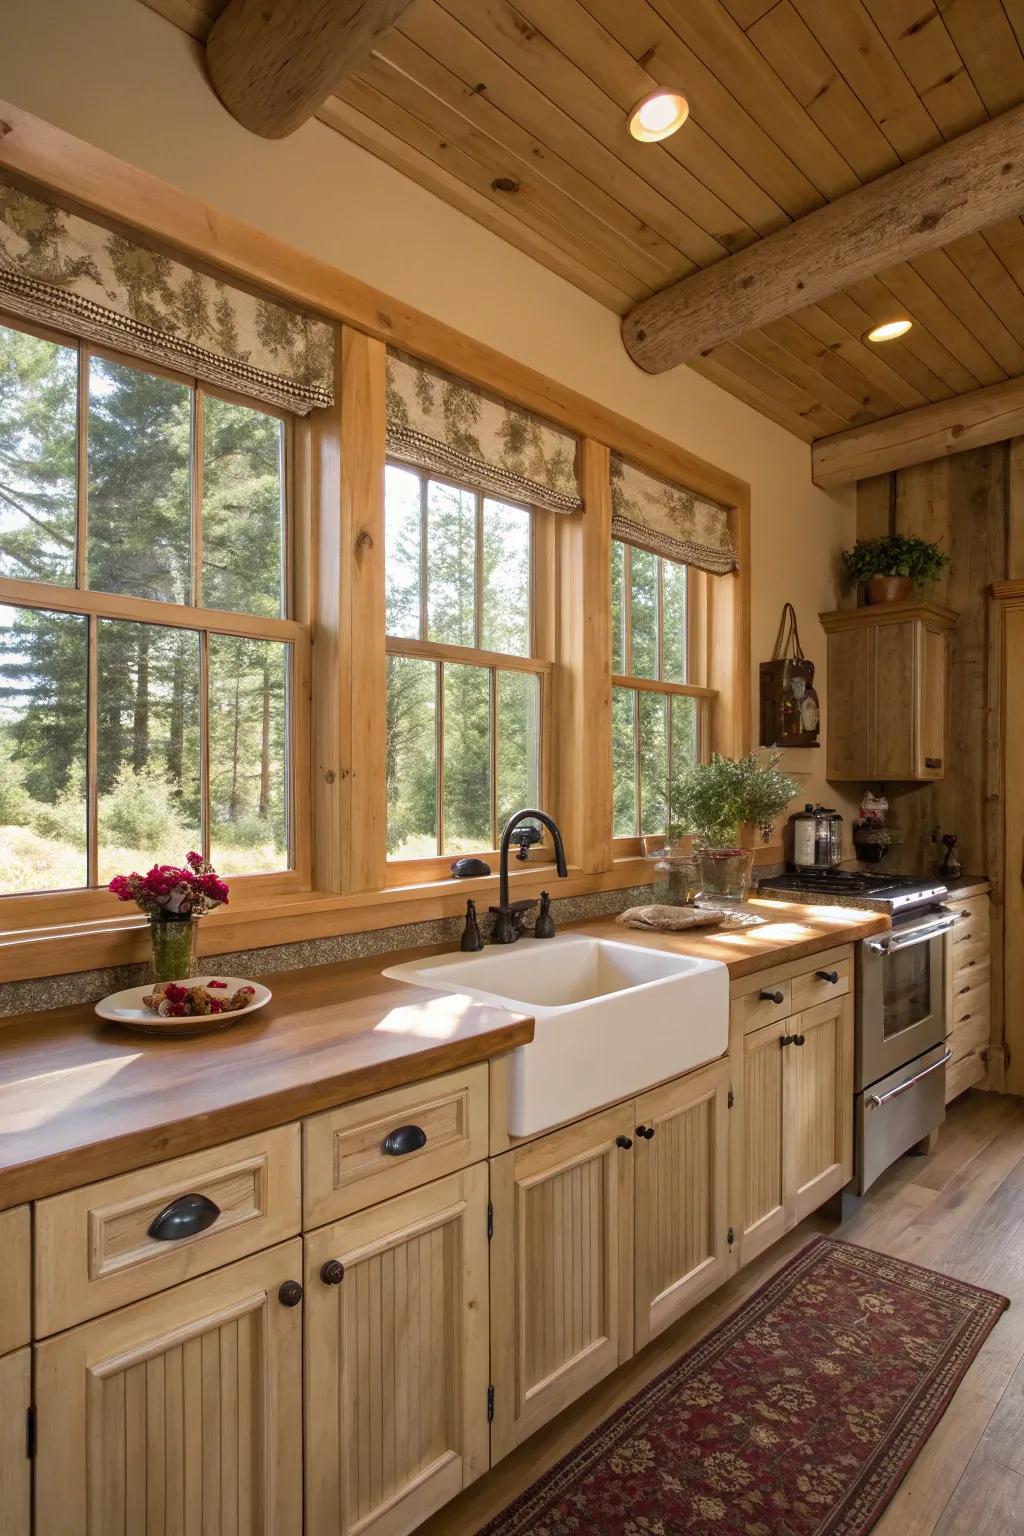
820, 603, 957, 782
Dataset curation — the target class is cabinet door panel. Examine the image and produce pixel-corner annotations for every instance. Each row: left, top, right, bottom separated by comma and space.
791, 997, 854, 1222
0, 1348, 29, 1536
873, 621, 916, 780
826, 626, 873, 779
490, 1104, 634, 1461
304, 1165, 489, 1536
918, 622, 947, 777
35, 1241, 303, 1536
740, 1019, 793, 1264
634, 1058, 730, 1348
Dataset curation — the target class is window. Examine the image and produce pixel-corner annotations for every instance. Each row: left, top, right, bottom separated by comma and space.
384, 463, 547, 861
0, 317, 299, 897
610, 539, 711, 841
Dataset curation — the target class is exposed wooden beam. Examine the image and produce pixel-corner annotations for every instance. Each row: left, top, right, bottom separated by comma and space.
206, 0, 416, 139
812, 376, 1024, 487
622, 104, 1024, 374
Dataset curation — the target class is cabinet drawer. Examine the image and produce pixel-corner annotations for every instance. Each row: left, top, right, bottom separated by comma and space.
948, 897, 989, 946
953, 938, 989, 986
950, 1010, 990, 1063
303, 1064, 489, 1226
946, 1050, 986, 1104
0, 1206, 30, 1355
732, 980, 793, 1036
35, 1124, 301, 1336
791, 958, 851, 1014
951, 977, 990, 1030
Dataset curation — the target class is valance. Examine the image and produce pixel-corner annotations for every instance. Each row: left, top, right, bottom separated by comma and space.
610, 455, 737, 574
386, 348, 581, 514
0, 182, 335, 415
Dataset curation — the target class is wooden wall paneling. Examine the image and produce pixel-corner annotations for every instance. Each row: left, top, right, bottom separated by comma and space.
340, 327, 388, 894
555, 439, 612, 874
856, 472, 894, 543
311, 330, 346, 893
1007, 437, 1024, 580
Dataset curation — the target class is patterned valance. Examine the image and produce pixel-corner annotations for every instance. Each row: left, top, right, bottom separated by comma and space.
610, 455, 737, 574
0, 182, 335, 415
386, 348, 581, 514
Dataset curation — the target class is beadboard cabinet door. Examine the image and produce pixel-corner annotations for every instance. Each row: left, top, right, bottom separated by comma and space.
738, 1017, 793, 1265
0, 1348, 30, 1536
791, 995, 854, 1222
303, 1164, 490, 1536
489, 1103, 635, 1463
633, 1057, 731, 1349
34, 1241, 303, 1536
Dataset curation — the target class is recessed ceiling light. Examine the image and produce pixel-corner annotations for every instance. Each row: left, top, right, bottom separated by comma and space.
865, 318, 913, 343
628, 89, 690, 143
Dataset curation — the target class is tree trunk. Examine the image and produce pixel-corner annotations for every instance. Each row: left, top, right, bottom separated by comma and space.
259, 662, 271, 818
229, 668, 242, 820
132, 628, 150, 773
167, 641, 185, 784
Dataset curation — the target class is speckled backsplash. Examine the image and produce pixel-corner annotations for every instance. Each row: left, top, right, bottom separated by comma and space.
1, 883, 656, 1020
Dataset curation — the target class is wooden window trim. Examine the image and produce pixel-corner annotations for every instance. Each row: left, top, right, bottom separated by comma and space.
0, 312, 312, 921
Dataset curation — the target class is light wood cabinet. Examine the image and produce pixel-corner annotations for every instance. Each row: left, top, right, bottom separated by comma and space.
0, 1206, 30, 1356
738, 1016, 791, 1264
489, 1103, 634, 1461
945, 893, 991, 1102
820, 603, 956, 782
0, 1348, 30, 1536
34, 1241, 303, 1536
633, 1057, 731, 1349
303, 1165, 490, 1536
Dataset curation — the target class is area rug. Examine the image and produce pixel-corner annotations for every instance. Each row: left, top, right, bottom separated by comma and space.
481, 1236, 1008, 1536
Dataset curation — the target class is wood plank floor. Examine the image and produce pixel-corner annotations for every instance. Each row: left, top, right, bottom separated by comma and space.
423, 1089, 1024, 1536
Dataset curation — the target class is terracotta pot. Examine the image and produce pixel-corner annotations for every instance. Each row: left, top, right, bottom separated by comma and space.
865, 575, 914, 605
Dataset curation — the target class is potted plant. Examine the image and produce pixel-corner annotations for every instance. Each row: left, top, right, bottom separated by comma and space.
841, 534, 949, 605
109, 852, 230, 981
669, 751, 799, 900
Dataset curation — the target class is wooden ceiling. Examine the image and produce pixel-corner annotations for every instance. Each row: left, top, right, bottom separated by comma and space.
143, 0, 1024, 447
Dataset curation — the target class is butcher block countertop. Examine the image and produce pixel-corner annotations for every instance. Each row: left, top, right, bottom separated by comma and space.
572, 897, 890, 979
0, 956, 533, 1210
0, 897, 888, 1209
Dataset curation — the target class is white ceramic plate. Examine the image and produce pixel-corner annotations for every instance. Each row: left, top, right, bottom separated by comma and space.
95, 977, 272, 1036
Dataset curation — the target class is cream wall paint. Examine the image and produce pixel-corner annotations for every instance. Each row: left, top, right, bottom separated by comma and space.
0, 0, 860, 836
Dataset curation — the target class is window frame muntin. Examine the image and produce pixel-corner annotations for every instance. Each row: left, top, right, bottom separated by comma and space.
0, 310, 309, 911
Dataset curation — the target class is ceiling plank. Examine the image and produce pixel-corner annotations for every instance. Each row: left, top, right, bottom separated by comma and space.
812, 374, 1024, 485
621, 102, 1024, 373
206, 0, 417, 138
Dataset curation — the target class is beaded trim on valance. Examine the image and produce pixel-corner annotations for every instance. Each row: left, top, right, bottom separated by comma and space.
385, 348, 581, 514
610, 454, 737, 574
0, 182, 335, 415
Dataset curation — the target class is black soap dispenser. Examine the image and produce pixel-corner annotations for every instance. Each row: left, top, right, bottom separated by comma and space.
534, 890, 556, 939
460, 898, 484, 952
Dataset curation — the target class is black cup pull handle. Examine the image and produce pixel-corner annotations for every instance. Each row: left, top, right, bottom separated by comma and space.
760, 989, 785, 1004
615, 1135, 633, 1150
383, 1124, 428, 1157
793, 1033, 806, 1046
816, 969, 840, 985
148, 1192, 221, 1242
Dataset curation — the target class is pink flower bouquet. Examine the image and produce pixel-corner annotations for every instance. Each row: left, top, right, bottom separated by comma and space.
108, 852, 230, 918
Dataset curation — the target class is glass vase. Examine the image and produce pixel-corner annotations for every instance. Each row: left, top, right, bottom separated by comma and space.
697, 847, 755, 903
149, 915, 199, 983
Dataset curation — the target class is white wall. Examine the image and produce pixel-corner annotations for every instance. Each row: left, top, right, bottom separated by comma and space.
0, 0, 859, 826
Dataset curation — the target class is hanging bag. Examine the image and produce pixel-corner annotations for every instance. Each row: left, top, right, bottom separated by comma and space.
759, 603, 820, 748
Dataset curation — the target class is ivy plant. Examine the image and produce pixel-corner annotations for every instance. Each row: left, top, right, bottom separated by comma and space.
840, 534, 949, 591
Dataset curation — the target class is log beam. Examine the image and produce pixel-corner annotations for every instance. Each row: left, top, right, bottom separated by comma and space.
206, 0, 417, 139
812, 376, 1024, 487
622, 104, 1024, 374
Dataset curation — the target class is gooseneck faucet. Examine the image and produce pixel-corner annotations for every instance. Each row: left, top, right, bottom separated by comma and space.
489, 809, 569, 944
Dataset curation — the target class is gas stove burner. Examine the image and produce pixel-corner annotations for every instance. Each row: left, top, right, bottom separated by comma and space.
758, 868, 948, 914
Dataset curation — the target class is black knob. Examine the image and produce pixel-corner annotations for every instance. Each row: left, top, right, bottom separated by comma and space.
321, 1260, 345, 1286
793, 1033, 806, 1046
278, 1280, 304, 1307
780, 1033, 794, 1048
635, 1125, 655, 1140
148, 1192, 221, 1242
383, 1124, 428, 1157
816, 969, 839, 985
760, 989, 785, 1004
615, 1135, 633, 1150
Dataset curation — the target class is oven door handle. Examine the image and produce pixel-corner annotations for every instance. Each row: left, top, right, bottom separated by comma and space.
867, 1049, 953, 1109
864, 914, 956, 954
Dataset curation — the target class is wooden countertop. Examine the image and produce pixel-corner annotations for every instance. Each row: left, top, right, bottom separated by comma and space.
572, 898, 890, 978
0, 956, 533, 1210
0, 897, 889, 1210
944, 878, 991, 902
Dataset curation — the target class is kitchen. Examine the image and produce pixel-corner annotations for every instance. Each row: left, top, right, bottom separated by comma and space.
0, 2, 1021, 1534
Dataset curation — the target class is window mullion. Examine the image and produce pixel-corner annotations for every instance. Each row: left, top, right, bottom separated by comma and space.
435, 659, 445, 856
633, 688, 641, 838
490, 667, 499, 849
656, 557, 664, 683
200, 630, 211, 862
419, 474, 429, 642
475, 491, 484, 650
76, 342, 89, 590
623, 543, 633, 676
191, 386, 204, 608
86, 613, 98, 886
666, 689, 673, 836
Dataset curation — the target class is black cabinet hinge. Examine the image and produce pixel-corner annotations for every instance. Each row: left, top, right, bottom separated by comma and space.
487, 1201, 494, 1241
487, 1384, 495, 1422
26, 1405, 36, 1460
727, 1227, 735, 1248
727, 1089, 734, 1109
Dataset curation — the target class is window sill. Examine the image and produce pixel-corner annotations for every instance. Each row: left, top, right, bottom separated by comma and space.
0, 858, 655, 984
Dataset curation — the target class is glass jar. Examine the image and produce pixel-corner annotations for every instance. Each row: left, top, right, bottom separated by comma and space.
149, 914, 199, 983
651, 844, 700, 906
697, 847, 755, 902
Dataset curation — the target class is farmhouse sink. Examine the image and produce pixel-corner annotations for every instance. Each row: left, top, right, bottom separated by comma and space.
383, 934, 728, 1136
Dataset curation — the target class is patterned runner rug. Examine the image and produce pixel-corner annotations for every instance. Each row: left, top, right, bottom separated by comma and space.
481, 1236, 1008, 1536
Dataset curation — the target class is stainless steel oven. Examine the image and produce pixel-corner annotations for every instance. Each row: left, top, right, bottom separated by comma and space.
855, 907, 955, 1192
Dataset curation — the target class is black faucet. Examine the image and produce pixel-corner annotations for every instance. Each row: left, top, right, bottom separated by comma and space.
489, 809, 569, 944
